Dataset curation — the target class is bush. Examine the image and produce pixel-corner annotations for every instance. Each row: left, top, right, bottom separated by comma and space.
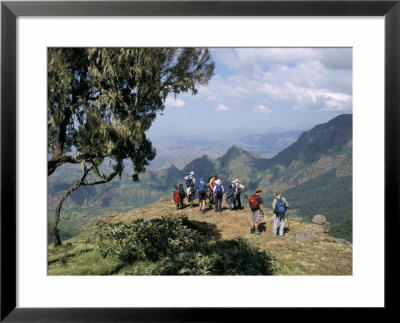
208, 238, 277, 275
88, 216, 277, 275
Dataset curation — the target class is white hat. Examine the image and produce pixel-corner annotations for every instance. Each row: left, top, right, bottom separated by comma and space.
215, 179, 221, 184
190, 171, 195, 175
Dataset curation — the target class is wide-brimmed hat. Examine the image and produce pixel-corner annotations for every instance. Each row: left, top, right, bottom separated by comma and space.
235, 178, 240, 183
215, 179, 221, 184
255, 188, 262, 193
190, 171, 195, 175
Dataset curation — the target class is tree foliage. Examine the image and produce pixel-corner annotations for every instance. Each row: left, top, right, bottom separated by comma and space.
48, 48, 215, 245
48, 48, 214, 178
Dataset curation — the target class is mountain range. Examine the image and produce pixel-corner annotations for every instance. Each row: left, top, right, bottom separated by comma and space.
48, 114, 352, 242
147, 129, 303, 169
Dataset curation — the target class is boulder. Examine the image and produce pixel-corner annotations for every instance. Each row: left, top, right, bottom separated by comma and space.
313, 222, 331, 233
312, 214, 327, 225
312, 214, 330, 233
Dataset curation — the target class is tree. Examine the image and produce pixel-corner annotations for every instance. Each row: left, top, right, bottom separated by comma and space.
48, 48, 215, 246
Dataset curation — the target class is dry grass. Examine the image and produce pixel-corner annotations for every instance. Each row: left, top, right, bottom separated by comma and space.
106, 199, 353, 276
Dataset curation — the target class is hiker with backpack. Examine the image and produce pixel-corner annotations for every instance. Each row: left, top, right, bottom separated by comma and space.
189, 182, 196, 207
173, 185, 180, 210
178, 183, 186, 208
249, 188, 264, 235
235, 179, 245, 210
208, 175, 218, 205
184, 171, 196, 207
272, 191, 290, 236
213, 179, 224, 212
197, 178, 207, 213
184, 171, 196, 195
231, 180, 238, 210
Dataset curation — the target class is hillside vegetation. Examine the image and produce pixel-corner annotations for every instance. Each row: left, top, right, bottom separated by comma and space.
48, 200, 352, 276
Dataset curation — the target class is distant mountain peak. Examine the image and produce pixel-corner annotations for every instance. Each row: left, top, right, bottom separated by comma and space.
223, 145, 260, 159
227, 144, 241, 152
270, 113, 352, 166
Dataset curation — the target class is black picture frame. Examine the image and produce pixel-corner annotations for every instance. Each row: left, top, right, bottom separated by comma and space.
1, 1, 398, 321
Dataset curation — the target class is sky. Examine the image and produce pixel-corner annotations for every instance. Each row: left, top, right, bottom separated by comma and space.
147, 48, 352, 139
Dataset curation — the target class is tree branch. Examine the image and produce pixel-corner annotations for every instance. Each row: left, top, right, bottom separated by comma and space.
48, 155, 83, 176
48, 152, 110, 176
82, 166, 120, 187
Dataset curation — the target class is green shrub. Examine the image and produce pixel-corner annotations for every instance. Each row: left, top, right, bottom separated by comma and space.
208, 238, 276, 275
88, 216, 277, 275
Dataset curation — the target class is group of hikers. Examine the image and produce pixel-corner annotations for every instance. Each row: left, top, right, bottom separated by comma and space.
173, 172, 245, 213
172, 171, 290, 236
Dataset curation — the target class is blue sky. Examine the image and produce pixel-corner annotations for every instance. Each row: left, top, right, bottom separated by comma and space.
147, 48, 352, 138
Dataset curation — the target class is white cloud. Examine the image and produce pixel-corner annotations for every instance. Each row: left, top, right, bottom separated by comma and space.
214, 48, 352, 74
253, 105, 272, 115
187, 48, 352, 116
216, 104, 229, 111
165, 97, 186, 108
202, 49, 353, 113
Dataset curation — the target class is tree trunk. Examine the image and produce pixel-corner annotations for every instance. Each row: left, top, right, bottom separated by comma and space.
51, 186, 75, 246
51, 178, 84, 247
50, 165, 117, 247
51, 208, 62, 246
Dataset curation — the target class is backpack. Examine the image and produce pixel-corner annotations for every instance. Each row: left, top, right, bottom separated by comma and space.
185, 177, 193, 187
199, 182, 206, 194
232, 185, 237, 195
249, 195, 259, 211
275, 197, 286, 214
215, 184, 223, 198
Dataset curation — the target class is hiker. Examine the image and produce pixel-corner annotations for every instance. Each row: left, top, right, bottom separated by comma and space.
272, 191, 290, 236
249, 188, 264, 235
197, 178, 207, 213
173, 185, 180, 209
178, 183, 186, 208
208, 175, 218, 204
226, 184, 234, 211
206, 182, 213, 209
188, 181, 196, 207
231, 180, 237, 210
184, 171, 196, 198
235, 179, 245, 210
213, 179, 224, 212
